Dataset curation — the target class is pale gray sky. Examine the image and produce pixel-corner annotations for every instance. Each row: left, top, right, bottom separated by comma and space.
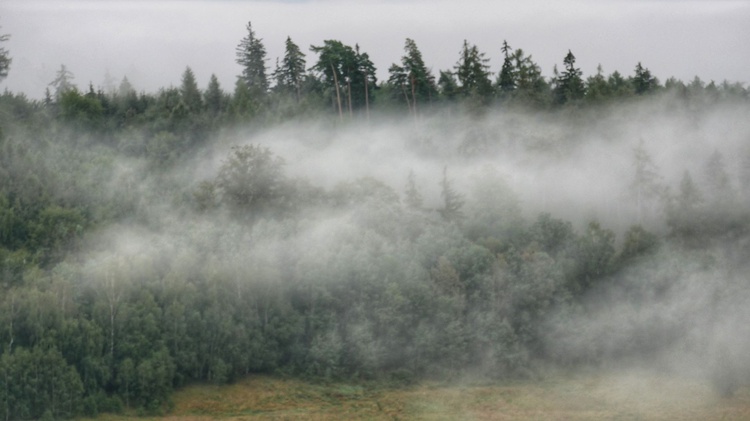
2, 0, 748, 98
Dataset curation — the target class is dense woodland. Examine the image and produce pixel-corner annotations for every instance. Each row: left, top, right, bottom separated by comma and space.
1, 22, 750, 419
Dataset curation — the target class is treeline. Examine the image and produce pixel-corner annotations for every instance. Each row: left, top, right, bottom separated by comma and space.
0, 23, 749, 420
16, 22, 750, 138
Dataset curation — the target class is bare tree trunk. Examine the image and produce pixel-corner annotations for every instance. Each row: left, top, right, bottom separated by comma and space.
7, 292, 14, 353
401, 83, 412, 115
364, 70, 370, 122
330, 63, 343, 122
347, 79, 353, 118
106, 268, 121, 364
411, 74, 419, 124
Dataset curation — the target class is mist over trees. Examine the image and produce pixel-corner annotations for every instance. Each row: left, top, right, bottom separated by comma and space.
0, 20, 749, 419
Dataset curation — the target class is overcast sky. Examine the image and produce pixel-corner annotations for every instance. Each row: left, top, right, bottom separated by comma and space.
2, 0, 748, 98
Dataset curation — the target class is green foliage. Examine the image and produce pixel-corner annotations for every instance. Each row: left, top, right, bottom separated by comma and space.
0, 347, 84, 420
553, 50, 585, 104
509, 48, 549, 108
454, 40, 494, 105
215, 144, 288, 220
496, 40, 515, 98
179, 66, 203, 112
388, 38, 437, 115
310, 40, 377, 118
0, 27, 10, 82
236, 21, 269, 94
0, 29, 748, 420
632, 62, 659, 95
438, 167, 464, 223
273, 37, 307, 102
58, 89, 104, 130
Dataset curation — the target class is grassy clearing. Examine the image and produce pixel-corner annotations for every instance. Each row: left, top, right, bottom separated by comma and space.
80, 369, 750, 420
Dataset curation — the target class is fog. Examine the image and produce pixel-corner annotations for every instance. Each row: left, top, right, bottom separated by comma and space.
2, 81, 750, 416
84, 93, 750, 390
188, 97, 750, 233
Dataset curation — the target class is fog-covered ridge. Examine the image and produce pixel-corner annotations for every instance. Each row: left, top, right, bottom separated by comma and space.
0, 84, 749, 418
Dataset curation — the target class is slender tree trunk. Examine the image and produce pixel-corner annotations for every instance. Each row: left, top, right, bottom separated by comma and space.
411, 74, 419, 125
401, 83, 412, 115
364, 72, 370, 122
347, 80, 353, 118
330, 63, 343, 121
106, 269, 121, 366
7, 292, 14, 353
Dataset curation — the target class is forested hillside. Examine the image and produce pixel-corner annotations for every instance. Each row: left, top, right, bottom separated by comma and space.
1, 23, 750, 419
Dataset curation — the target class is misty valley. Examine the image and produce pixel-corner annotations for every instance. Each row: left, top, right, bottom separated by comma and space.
1, 24, 750, 420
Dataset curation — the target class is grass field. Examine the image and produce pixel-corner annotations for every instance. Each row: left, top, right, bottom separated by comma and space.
81, 369, 750, 420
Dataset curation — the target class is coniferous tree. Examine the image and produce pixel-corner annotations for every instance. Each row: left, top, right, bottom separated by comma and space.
667, 170, 705, 241
388, 38, 437, 116
352, 44, 377, 117
631, 139, 665, 224
229, 78, 256, 121
0, 26, 11, 82
404, 170, 423, 210
275, 37, 307, 102
585, 65, 610, 102
117, 76, 135, 98
438, 166, 464, 222
310, 40, 349, 119
454, 40, 493, 100
553, 50, 585, 104
204, 74, 227, 116
496, 40, 516, 98
511, 49, 548, 107
310, 40, 375, 118
632, 62, 658, 95
703, 150, 735, 207
235, 21, 268, 94
180, 66, 202, 112
49, 65, 77, 100
437, 70, 459, 101
607, 70, 633, 97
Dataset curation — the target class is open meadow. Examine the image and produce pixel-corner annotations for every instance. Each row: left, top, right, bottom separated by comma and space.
80, 370, 750, 421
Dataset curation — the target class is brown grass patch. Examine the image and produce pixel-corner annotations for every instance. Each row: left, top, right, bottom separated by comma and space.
78, 370, 750, 420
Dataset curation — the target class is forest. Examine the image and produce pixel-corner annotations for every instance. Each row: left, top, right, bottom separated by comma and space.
1, 22, 750, 419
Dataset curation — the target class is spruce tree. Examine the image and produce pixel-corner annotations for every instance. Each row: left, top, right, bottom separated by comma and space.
404, 170, 423, 210
553, 50, 585, 104
235, 21, 269, 94
204, 74, 226, 115
438, 166, 464, 222
511, 49, 548, 107
274, 36, 306, 101
180, 66, 202, 112
49, 65, 76, 100
388, 38, 437, 116
497, 40, 516, 98
632, 62, 658, 95
454, 40, 493, 99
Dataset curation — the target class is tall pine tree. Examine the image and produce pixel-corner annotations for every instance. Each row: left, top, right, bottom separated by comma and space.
553, 50, 585, 104
236, 22, 269, 94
